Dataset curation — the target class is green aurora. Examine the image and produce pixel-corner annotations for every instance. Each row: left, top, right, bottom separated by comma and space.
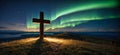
27, 0, 120, 31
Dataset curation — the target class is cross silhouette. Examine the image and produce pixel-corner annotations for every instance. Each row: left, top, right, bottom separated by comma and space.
32, 12, 50, 40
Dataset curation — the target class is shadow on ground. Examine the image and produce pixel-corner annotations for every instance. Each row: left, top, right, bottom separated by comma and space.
27, 38, 60, 55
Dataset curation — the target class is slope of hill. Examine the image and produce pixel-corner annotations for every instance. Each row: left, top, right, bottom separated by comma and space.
0, 35, 120, 55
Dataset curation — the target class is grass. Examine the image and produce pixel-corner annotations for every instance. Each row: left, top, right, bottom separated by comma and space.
0, 36, 120, 55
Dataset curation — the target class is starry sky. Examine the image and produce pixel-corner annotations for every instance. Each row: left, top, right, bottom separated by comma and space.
0, 0, 120, 32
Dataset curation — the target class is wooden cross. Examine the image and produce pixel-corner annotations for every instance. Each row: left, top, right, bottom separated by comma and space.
32, 12, 50, 40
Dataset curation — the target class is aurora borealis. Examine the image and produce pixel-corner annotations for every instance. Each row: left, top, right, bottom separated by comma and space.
26, 0, 120, 31
0, 0, 120, 32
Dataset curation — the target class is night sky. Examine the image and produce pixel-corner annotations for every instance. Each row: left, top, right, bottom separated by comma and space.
0, 0, 120, 32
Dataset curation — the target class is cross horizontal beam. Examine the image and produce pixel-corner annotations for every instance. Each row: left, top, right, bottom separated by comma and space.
33, 18, 50, 24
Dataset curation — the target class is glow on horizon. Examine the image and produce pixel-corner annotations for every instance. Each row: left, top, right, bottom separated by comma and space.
45, 21, 88, 30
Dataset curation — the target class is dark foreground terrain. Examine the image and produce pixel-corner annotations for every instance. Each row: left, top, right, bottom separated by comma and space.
0, 33, 120, 55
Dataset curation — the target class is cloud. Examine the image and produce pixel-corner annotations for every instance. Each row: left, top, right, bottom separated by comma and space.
9, 23, 25, 26
0, 26, 9, 29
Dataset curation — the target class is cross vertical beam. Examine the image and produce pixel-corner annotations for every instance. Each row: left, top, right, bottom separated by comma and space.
40, 12, 44, 40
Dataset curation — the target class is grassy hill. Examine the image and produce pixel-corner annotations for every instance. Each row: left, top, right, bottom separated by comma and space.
0, 33, 120, 55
